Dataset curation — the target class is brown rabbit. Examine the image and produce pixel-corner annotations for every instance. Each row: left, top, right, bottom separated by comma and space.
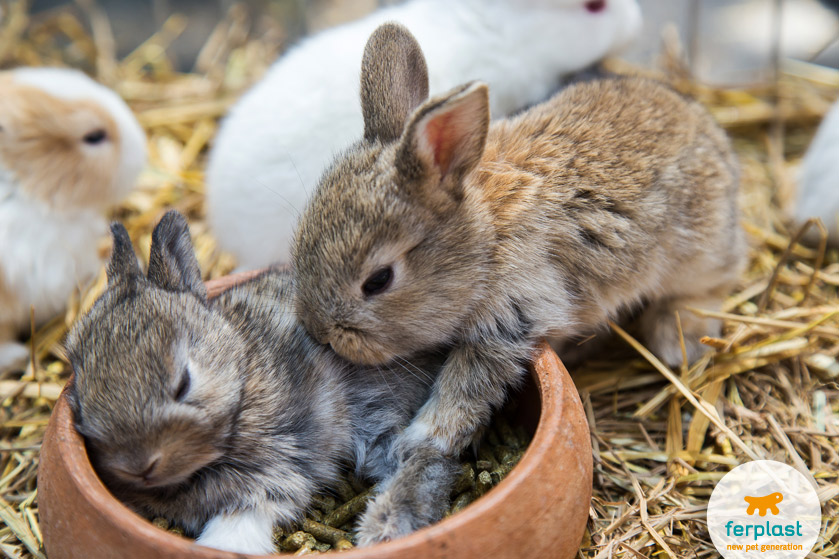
293, 23, 744, 458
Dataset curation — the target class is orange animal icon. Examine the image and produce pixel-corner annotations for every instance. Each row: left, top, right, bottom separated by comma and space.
744, 492, 783, 516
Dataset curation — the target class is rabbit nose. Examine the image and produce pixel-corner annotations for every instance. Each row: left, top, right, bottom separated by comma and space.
140, 454, 161, 481
306, 322, 331, 345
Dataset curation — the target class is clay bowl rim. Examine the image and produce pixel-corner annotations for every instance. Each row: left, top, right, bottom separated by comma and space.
46, 273, 579, 558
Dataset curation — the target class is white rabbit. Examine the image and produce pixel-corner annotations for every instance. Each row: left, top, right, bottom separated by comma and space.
0, 68, 147, 369
206, 0, 642, 269
796, 98, 839, 245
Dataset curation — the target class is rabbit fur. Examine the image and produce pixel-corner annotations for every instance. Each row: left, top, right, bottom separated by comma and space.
292, 23, 745, 458
0, 68, 146, 370
796, 98, 839, 246
65, 211, 455, 553
206, 0, 642, 270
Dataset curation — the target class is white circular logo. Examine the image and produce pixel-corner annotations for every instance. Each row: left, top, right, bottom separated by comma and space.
708, 460, 821, 559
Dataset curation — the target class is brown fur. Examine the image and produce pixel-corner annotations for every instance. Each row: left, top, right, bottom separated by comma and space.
0, 72, 120, 209
293, 24, 744, 457
476, 78, 741, 327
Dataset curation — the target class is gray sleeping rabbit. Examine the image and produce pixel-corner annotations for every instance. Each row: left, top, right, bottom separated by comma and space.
65, 210, 457, 554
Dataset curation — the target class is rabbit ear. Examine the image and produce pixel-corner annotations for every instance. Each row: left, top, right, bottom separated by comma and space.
107, 222, 142, 285
396, 82, 489, 204
361, 22, 429, 143
147, 211, 207, 301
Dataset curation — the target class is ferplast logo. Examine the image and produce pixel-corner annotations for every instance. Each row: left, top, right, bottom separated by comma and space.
708, 460, 821, 559
745, 492, 783, 516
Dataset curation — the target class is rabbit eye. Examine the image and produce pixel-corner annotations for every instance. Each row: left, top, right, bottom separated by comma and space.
174, 368, 191, 402
585, 0, 606, 13
82, 129, 108, 145
362, 266, 393, 297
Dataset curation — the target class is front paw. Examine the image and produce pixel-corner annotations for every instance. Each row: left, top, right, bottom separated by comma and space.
356, 445, 458, 547
196, 508, 276, 554
355, 491, 416, 547
399, 405, 467, 457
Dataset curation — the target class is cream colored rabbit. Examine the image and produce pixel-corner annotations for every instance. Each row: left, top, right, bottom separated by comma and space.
0, 67, 146, 370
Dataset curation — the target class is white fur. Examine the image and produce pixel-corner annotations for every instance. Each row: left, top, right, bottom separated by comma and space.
206, 0, 642, 269
400, 414, 434, 449
0, 69, 146, 368
11, 68, 147, 205
796, 98, 839, 245
0, 180, 108, 329
195, 506, 276, 554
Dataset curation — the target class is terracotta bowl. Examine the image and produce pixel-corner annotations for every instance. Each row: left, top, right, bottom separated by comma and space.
37, 274, 593, 559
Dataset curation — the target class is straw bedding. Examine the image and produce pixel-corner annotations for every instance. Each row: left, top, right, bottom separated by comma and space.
0, 2, 837, 557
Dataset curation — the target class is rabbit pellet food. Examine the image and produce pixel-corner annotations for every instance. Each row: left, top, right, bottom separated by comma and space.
153, 406, 531, 553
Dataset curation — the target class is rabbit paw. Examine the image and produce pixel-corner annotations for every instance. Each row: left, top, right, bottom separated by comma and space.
0, 342, 29, 373
640, 298, 721, 367
356, 445, 458, 547
355, 491, 415, 547
196, 508, 276, 554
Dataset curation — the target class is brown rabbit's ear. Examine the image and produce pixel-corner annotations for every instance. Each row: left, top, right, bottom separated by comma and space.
396, 82, 489, 205
107, 223, 141, 285
361, 22, 429, 143
147, 210, 207, 301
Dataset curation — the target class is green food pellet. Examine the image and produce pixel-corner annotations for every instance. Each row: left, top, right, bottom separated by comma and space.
493, 445, 516, 464
477, 445, 499, 469
302, 518, 352, 545
334, 538, 354, 551
311, 494, 338, 514
475, 470, 493, 497
283, 531, 317, 552
490, 460, 517, 485
324, 488, 374, 528
334, 479, 356, 503
308, 508, 324, 522
448, 491, 474, 515
450, 463, 475, 495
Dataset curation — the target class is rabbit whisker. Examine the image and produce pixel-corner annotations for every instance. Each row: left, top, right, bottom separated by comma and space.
391, 355, 434, 383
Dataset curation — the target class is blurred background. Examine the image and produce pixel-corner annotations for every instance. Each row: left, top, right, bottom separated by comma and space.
20, 0, 839, 85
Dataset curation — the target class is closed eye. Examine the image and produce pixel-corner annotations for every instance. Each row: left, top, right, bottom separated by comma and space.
174, 368, 190, 402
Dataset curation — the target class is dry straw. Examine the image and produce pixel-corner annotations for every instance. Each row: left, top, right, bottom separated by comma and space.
0, 1, 837, 557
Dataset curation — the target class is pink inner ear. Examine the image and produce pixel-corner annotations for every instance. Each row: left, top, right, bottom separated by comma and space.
425, 112, 457, 177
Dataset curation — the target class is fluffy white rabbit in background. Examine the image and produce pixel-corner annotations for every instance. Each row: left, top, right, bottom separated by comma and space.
0, 68, 147, 369
796, 98, 839, 246
206, 0, 643, 270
